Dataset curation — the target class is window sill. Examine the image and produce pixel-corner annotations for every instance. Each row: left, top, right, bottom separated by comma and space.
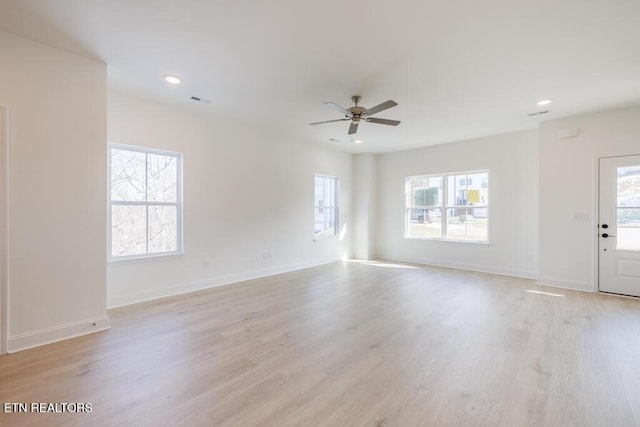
403, 236, 490, 245
313, 235, 338, 242
108, 251, 185, 263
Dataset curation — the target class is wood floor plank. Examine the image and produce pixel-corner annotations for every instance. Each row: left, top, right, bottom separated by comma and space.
1, 260, 640, 426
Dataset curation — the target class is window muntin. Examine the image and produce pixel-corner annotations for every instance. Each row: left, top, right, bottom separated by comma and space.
406, 171, 488, 242
314, 174, 339, 238
109, 144, 183, 259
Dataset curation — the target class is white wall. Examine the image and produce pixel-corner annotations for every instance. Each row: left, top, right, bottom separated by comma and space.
0, 31, 109, 352
538, 105, 640, 291
376, 130, 539, 278
107, 91, 352, 307
353, 153, 376, 260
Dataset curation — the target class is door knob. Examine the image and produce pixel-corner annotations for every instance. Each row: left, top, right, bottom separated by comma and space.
601, 233, 616, 238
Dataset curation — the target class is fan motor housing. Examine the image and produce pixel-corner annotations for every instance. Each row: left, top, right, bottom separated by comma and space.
348, 106, 367, 116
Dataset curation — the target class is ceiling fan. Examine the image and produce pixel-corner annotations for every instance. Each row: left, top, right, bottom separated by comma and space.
310, 95, 400, 135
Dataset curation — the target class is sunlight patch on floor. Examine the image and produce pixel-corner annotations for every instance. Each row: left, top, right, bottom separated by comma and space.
347, 259, 421, 269
524, 289, 565, 297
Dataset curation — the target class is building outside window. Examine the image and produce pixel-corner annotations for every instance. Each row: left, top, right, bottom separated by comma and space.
406, 171, 488, 242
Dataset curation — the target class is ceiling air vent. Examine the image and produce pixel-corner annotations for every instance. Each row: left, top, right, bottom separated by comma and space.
190, 96, 211, 104
528, 110, 550, 117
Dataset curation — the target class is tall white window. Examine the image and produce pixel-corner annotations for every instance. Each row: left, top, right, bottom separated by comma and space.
314, 174, 339, 238
405, 170, 488, 242
109, 144, 183, 259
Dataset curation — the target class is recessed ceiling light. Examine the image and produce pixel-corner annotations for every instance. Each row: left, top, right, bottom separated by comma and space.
164, 75, 181, 85
537, 98, 552, 106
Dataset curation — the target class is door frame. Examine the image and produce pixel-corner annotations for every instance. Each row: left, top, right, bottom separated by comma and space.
0, 106, 8, 354
596, 153, 640, 295
593, 155, 601, 293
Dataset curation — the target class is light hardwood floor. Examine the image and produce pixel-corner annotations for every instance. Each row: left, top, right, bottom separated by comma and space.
1, 260, 640, 426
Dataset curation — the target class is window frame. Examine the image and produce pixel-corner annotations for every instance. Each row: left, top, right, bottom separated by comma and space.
108, 143, 184, 261
314, 174, 339, 239
405, 170, 489, 243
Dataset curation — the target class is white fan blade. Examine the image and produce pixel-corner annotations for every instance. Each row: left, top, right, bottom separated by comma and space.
324, 102, 351, 116
310, 118, 349, 125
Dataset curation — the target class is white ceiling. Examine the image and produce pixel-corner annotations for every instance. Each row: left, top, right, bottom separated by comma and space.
2, 0, 640, 153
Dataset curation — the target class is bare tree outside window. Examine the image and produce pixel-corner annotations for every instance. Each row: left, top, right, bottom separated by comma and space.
314, 175, 339, 238
110, 145, 182, 259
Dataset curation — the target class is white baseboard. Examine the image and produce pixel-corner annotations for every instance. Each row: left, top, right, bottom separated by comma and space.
379, 254, 593, 293
536, 276, 594, 292
107, 257, 341, 308
377, 253, 538, 280
8, 314, 111, 353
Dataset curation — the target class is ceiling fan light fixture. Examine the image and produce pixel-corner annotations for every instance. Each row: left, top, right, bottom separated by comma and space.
310, 95, 400, 135
537, 98, 552, 106
354, 139, 363, 144
164, 75, 181, 85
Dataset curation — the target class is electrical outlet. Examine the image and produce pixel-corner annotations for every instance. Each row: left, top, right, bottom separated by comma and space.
203, 259, 210, 269
573, 212, 589, 221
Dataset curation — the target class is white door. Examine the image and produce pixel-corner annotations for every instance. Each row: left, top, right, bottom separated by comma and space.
599, 155, 640, 297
